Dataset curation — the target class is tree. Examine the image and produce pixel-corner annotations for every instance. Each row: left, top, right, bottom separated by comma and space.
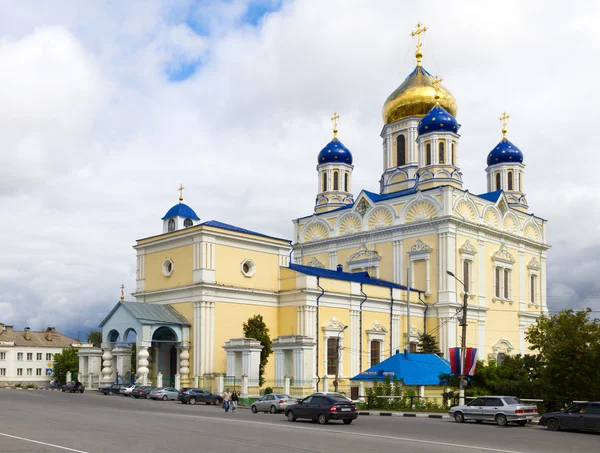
52, 348, 79, 385
242, 315, 273, 387
526, 308, 600, 401
86, 330, 102, 348
417, 333, 441, 355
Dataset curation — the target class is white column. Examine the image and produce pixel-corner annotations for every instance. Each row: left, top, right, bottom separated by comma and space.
478, 320, 485, 356
137, 346, 150, 386
292, 349, 301, 383
392, 314, 401, 354
157, 373, 163, 387
328, 251, 337, 270
350, 310, 359, 376
217, 375, 224, 393
322, 375, 329, 392
226, 352, 235, 376
519, 249, 526, 312
419, 385, 425, 398
193, 302, 201, 376
519, 323, 526, 355
241, 375, 249, 397
274, 350, 284, 383
199, 302, 206, 375
478, 239, 486, 307
359, 381, 365, 401
284, 376, 291, 395
179, 344, 190, 380
88, 373, 93, 390
174, 373, 181, 390
192, 375, 198, 388
447, 317, 457, 350
540, 253, 548, 312
209, 302, 215, 373
101, 348, 114, 383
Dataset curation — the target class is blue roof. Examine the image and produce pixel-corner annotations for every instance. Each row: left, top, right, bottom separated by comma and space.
417, 103, 459, 136
162, 203, 200, 221
201, 220, 291, 243
487, 138, 524, 166
477, 190, 503, 202
288, 263, 422, 292
317, 138, 353, 165
350, 350, 450, 385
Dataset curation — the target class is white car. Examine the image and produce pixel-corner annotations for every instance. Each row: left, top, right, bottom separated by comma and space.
449, 396, 538, 426
119, 384, 137, 397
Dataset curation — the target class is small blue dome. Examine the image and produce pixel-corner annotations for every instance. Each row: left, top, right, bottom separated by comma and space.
317, 138, 353, 165
417, 104, 460, 135
162, 203, 200, 221
487, 138, 524, 166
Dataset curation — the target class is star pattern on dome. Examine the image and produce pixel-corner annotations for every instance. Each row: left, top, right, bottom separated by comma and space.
318, 138, 353, 164
487, 138, 524, 165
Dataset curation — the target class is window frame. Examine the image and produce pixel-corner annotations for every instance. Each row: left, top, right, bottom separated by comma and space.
495, 173, 501, 191
36, 368, 42, 376
17, 352, 23, 361
27, 352, 33, 361
333, 171, 339, 191
438, 141, 445, 164
17, 368, 23, 376
507, 171, 513, 191
36, 353, 42, 361
322, 172, 327, 192
0, 352, 5, 360
426, 143, 432, 166
46, 353, 53, 361
326, 337, 339, 376
370, 340, 381, 367
167, 218, 176, 232
396, 134, 406, 166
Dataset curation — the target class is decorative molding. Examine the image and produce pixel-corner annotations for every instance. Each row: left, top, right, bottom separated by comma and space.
405, 201, 438, 223
347, 244, 381, 263
368, 207, 393, 230
492, 243, 515, 264
527, 257, 540, 270
304, 223, 329, 242
367, 320, 388, 334
338, 214, 362, 236
306, 257, 325, 269
409, 239, 432, 254
459, 240, 477, 255
322, 316, 346, 331
492, 338, 514, 353
356, 198, 371, 217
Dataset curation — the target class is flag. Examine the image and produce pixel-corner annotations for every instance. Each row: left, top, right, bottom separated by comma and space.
448, 347, 478, 376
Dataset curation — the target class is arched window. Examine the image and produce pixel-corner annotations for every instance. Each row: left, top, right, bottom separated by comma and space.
495, 173, 501, 191
370, 341, 381, 366
396, 134, 406, 166
168, 218, 175, 232
507, 171, 513, 190
327, 338, 339, 375
183, 218, 193, 228
439, 142, 445, 164
463, 260, 470, 294
426, 143, 432, 166
322, 172, 327, 192
333, 171, 339, 190
451, 143, 456, 165
344, 172, 349, 192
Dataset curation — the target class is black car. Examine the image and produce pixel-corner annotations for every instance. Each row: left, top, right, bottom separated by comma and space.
539, 401, 600, 433
178, 388, 223, 405
101, 384, 127, 395
285, 394, 358, 424
131, 386, 152, 399
61, 381, 85, 393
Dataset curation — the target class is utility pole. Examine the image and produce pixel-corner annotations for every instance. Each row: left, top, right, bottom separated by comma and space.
447, 270, 468, 406
334, 325, 348, 392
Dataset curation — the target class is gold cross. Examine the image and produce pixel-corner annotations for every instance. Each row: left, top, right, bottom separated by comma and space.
499, 112, 510, 138
411, 22, 428, 51
178, 183, 185, 203
331, 112, 340, 138
432, 75, 443, 100
120, 284, 125, 301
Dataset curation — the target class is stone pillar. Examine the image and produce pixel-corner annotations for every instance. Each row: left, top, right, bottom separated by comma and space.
112, 346, 132, 380
216, 374, 224, 393
179, 344, 190, 381
192, 375, 199, 388
157, 373, 163, 388
322, 375, 329, 392
101, 348, 113, 383
274, 349, 284, 385
88, 373, 93, 390
174, 373, 181, 390
241, 374, 248, 398
284, 376, 290, 395
359, 381, 365, 402
66, 371, 72, 383
137, 345, 150, 386
419, 385, 425, 398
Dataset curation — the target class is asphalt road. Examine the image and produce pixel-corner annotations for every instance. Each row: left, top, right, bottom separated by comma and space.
0, 389, 597, 453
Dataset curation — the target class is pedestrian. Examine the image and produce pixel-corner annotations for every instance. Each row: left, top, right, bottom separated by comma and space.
223, 388, 232, 413
231, 390, 239, 413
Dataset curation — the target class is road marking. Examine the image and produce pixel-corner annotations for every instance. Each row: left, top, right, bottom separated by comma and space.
152, 412, 528, 453
0, 432, 90, 453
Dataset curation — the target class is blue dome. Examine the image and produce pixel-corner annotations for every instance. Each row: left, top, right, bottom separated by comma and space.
417, 104, 460, 135
317, 138, 353, 165
487, 138, 524, 166
162, 203, 200, 221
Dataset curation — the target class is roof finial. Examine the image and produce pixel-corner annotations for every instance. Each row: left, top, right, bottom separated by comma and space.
178, 183, 185, 203
499, 112, 510, 139
331, 112, 340, 139
120, 284, 125, 302
432, 75, 443, 102
411, 22, 428, 67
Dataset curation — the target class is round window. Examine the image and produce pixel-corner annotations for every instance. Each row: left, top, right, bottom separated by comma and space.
240, 259, 256, 277
162, 259, 174, 277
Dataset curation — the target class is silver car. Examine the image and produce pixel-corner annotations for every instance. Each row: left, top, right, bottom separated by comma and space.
449, 396, 538, 426
251, 394, 298, 414
149, 387, 179, 401
119, 384, 137, 396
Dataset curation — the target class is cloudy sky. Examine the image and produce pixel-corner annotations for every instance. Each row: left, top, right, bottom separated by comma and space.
0, 0, 598, 339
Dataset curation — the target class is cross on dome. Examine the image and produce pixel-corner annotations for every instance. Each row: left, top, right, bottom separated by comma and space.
178, 183, 185, 203
411, 22, 428, 66
120, 284, 125, 302
499, 112, 510, 138
432, 75, 443, 100
331, 112, 340, 139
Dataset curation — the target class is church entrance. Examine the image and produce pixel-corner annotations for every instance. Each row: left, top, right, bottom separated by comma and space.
152, 327, 179, 387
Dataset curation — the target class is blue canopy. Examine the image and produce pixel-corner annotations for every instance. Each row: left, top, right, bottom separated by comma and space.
350, 349, 450, 386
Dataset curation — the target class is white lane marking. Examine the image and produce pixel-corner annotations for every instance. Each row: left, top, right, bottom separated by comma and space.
0, 432, 90, 453
153, 412, 528, 453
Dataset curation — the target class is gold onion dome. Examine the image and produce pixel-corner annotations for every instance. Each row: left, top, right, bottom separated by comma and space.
382, 65, 457, 124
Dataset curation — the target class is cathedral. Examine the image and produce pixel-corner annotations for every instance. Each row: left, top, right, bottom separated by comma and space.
80, 25, 549, 396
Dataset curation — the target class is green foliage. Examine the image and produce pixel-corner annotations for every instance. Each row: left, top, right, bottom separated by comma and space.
264, 387, 273, 395
360, 376, 447, 411
52, 348, 79, 385
526, 308, 600, 401
242, 315, 273, 387
86, 330, 102, 348
417, 333, 441, 355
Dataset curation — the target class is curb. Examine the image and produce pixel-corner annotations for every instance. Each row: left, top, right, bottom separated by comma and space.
357, 411, 450, 419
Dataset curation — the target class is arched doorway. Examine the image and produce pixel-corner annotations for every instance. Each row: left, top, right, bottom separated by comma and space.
152, 327, 179, 387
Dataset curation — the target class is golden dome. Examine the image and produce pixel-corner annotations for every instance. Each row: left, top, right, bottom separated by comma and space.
382, 65, 457, 125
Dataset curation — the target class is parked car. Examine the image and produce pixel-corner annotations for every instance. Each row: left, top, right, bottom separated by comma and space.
178, 388, 223, 405
285, 394, 358, 424
312, 391, 353, 401
449, 396, 538, 426
149, 387, 179, 401
539, 401, 600, 433
61, 381, 85, 393
119, 384, 137, 397
131, 386, 153, 399
101, 384, 127, 395
251, 394, 298, 414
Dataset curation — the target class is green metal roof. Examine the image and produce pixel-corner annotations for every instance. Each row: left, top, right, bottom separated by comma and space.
99, 302, 190, 327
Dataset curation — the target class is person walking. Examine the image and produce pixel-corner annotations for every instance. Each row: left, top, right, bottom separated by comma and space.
231, 390, 239, 413
223, 388, 232, 413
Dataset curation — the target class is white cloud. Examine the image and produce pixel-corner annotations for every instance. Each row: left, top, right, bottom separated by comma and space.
0, 0, 598, 336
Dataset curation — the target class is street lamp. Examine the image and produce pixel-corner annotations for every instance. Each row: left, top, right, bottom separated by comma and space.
446, 270, 469, 406
334, 325, 348, 392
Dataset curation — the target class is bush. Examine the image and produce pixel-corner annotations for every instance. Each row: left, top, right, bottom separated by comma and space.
264, 387, 273, 395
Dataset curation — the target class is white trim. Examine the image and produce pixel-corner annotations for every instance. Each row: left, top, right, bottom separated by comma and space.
240, 259, 256, 277
162, 259, 174, 277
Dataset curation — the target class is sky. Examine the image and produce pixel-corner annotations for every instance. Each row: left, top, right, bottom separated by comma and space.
0, 0, 599, 340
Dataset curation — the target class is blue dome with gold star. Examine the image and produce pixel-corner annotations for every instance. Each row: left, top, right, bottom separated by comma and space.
487, 138, 524, 166
417, 103, 459, 135
317, 138, 353, 165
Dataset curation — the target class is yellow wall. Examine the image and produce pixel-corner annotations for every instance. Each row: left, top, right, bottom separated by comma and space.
302, 252, 329, 268
145, 245, 193, 291
278, 306, 297, 337
171, 302, 194, 372
279, 267, 298, 291
214, 244, 280, 291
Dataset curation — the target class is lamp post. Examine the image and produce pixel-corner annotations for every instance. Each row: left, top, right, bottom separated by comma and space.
447, 270, 468, 406
334, 325, 348, 392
